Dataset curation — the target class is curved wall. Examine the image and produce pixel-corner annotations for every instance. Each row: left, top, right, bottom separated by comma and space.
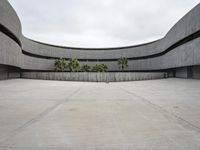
0, 0, 22, 42
21, 3, 200, 60
0, 0, 22, 72
0, 0, 200, 75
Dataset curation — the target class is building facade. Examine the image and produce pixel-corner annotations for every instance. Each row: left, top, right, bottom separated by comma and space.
0, 0, 200, 80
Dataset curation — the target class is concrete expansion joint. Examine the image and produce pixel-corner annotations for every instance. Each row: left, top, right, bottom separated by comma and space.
0, 83, 85, 145
113, 85, 200, 133
0, 79, 200, 149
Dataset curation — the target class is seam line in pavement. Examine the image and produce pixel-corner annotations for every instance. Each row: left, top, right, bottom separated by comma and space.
113, 85, 200, 133
0, 83, 85, 145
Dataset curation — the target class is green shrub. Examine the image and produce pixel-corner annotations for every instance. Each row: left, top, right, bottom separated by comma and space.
118, 57, 128, 71
54, 58, 67, 72
67, 58, 80, 72
101, 64, 108, 72
80, 64, 91, 72
91, 64, 108, 72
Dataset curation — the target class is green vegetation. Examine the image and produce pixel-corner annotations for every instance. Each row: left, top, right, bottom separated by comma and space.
91, 64, 108, 72
80, 64, 91, 72
54, 58, 67, 72
118, 57, 128, 71
54, 58, 109, 72
67, 58, 80, 72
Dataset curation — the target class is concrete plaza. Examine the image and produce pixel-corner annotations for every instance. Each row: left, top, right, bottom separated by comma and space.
0, 79, 200, 150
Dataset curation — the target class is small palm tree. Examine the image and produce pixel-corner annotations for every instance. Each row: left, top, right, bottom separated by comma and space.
67, 58, 80, 72
54, 58, 67, 72
118, 57, 128, 71
101, 64, 108, 72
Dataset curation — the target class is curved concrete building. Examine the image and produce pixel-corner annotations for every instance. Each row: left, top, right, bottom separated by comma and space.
1, 0, 200, 80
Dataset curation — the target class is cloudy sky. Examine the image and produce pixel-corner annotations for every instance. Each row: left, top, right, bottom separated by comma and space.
8, 0, 200, 48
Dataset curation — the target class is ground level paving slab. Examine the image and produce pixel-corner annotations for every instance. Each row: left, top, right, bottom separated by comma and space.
0, 78, 200, 150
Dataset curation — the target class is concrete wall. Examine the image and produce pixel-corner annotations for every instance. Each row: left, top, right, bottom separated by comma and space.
21, 37, 200, 71
22, 72, 165, 82
193, 66, 200, 79
21, 3, 200, 60
0, 0, 22, 70
175, 65, 200, 79
0, 0, 22, 40
0, 65, 21, 80
0, 0, 200, 80
20, 3, 200, 72
0, 32, 22, 68
176, 67, 189, 78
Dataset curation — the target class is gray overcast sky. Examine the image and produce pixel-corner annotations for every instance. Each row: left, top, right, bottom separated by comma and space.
8, 0, 200, 48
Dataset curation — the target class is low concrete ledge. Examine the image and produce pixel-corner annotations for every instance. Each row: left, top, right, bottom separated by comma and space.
22, 72, 165, 82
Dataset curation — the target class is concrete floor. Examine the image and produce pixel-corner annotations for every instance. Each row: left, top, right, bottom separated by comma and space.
0, 79, 200, 150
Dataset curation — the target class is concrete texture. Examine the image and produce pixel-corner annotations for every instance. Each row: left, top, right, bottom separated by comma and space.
0, 0, 22, 40
175, 67, 188, 78
21, 72, 165, 82
0, 78, 200, 150
20, 3, 200, 71
193, 66, 200, 79
22, 34, 200, 71
1, 0, 200, 74
0, 32, 22, 68
21, 1, 200, 61
0, 65, 20, 80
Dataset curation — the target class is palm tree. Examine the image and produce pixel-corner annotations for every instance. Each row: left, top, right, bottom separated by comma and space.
67, 58, 80, 72
118, 57, 128, 71
54, 58, 67, 72
101, 64, 108, 72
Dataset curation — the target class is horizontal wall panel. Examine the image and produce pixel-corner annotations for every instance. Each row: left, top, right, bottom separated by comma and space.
0, 0, 22, 41
21, 4, 200, 61
1, 0, 200, 73
0, 32, 22, 67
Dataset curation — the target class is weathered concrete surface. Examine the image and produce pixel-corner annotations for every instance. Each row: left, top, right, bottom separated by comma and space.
0, 65, 20, 80
1, 0, 200, 72
0, 79, 200, 150
22, 72, 165, 82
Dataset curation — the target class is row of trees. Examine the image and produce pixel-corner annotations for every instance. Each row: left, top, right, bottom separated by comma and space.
54, 57, 128, 72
